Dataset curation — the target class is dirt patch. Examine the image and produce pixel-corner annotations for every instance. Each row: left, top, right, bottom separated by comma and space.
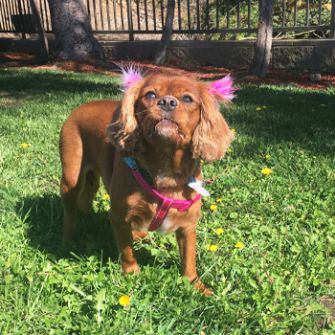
1, 52, 335, 90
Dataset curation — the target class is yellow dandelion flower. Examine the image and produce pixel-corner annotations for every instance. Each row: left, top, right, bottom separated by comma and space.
210, 204, 218, 211
216, 198, 224, 203
261, 167, 272, 176
208, 244, 218, 252
118, 295, 131, 307
231, 128, 236, 134
323, 3, 332, 11
265, 154, 271, 160
215, 228, 224, 235
262, 105, 267, 109
20, 143, 31, 149
256, 107, 262, 111
235, 241, 245, 250
102, 193, 110, 201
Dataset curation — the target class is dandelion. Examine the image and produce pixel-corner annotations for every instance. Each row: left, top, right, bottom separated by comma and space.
216, 198, 224, 203
215, 228, 224, 235
210, 204, 218, 211
118, 295, 131, 307
262, 105, 267, 109
20, 143, 31, 149
235, 241, 245, 250
208, 244, 218, 252
323, 3, 332, 11
231, 128, 237, 135
102, 193, 110, 201
256, 107, 262, 111
261, 167, 272, 176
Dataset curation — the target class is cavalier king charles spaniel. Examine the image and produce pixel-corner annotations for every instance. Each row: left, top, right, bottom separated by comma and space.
59, 69, 235, 295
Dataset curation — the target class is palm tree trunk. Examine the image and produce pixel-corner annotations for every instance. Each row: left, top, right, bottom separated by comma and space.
47, 0, 104, 62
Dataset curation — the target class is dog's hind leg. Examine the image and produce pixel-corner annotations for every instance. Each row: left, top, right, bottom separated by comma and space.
77, 170, 99, 214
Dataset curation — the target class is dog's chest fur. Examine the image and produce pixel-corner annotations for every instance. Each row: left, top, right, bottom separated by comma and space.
125, 194, 194, 234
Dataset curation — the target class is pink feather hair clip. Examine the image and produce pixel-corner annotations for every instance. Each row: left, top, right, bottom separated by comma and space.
120, 66, 143, 91
209, 75, 238, 102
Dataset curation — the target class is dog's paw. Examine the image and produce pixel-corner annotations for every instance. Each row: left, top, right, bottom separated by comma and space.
122, 261, 141, 274
132, 230, 149, 241
191, 277, 213, 297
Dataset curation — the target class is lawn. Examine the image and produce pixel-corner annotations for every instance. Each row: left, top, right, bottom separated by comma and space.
0, 68, 334, 335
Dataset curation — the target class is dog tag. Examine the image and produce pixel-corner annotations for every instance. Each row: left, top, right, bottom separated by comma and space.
187, 177, 210, 197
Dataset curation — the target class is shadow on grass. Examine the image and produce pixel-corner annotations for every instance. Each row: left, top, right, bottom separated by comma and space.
17, 193, 164, 268
228, 85, 335, 157
0, 69, 120, 108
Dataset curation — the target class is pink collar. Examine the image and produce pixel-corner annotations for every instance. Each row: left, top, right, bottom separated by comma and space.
124, 157, 201, 231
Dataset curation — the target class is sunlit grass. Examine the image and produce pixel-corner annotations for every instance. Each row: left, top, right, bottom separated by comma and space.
0, 68, 334, 334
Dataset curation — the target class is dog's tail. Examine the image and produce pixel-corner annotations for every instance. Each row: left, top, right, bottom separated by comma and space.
60, 120, 99, 214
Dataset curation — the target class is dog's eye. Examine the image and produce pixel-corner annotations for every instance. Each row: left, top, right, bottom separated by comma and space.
182, 95, 193, 103
145, 91, 156, 100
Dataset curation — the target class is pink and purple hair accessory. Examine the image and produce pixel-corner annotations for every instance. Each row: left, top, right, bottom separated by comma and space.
120, 65, 143, 91
209, 74, 238, 102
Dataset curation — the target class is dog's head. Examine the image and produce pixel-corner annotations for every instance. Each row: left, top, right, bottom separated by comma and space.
107, 71, 236, 161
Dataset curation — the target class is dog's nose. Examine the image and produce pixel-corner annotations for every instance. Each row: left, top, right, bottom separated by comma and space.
157, 96, 178, 112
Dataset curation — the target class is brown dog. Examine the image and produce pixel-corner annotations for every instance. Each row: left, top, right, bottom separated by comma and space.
59, 72, 234, 295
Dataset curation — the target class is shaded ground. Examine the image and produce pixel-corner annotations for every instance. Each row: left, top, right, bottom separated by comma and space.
1, 51, 335, 90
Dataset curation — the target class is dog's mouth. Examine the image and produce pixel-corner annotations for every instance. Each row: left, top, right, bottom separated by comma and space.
155, 118, 178, 130
154, 118, 184, 140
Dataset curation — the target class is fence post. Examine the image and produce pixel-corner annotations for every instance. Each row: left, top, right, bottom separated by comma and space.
331, 0, 335, 38
126, 0, 134, 41
17, 0, 26, 39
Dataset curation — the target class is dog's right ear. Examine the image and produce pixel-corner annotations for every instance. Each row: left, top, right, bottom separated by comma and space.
107, 79, 144, 153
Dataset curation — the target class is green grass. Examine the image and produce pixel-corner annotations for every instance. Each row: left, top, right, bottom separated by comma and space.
0, 68, 334, 334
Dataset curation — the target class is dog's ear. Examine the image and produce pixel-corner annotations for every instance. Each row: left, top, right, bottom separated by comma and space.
191, 84, 234, 161
107, 79, 143, 153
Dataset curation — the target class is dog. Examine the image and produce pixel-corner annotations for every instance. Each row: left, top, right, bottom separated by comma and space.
59, 70, 235, 295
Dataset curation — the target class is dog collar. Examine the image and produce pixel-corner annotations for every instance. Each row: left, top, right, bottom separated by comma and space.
123, 157, 202, 232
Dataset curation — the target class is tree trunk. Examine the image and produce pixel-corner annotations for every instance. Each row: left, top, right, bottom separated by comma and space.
47, 0, 104, 62
155, 0, 175, 64
250, 0, 273, 78
30, 0, 49, 62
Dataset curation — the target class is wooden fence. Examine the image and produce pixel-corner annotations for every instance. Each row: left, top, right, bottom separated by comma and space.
1, 0, 334, 40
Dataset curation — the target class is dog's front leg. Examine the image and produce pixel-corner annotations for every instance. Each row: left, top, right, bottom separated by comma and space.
110, 213, 140, 274
176, 227, 213, 296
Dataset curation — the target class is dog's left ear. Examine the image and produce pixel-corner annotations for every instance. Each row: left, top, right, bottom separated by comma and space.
191, 81, 235, 161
